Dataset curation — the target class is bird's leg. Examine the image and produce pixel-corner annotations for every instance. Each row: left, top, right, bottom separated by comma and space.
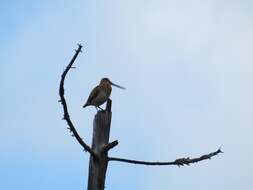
98, 106, 105, 112
95, 106, 99, 111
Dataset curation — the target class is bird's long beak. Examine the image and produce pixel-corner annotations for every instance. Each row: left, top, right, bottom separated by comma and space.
110, 82, 126, 90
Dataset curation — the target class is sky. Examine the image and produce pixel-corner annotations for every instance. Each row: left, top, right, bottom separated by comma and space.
1, 0, 253, 189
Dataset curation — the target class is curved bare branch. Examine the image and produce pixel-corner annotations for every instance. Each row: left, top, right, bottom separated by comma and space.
59, 44, 95, 157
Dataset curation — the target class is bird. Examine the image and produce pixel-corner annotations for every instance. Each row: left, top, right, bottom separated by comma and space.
83, 78, 125, 110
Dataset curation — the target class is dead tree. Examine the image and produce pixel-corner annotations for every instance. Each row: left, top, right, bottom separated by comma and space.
58, 44, 222, 190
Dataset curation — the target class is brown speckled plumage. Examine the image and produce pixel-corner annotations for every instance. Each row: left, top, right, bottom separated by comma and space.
83, 78, 124, 110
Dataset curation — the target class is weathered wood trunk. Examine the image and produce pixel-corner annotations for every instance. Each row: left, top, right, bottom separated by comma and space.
87, 100, 112, 190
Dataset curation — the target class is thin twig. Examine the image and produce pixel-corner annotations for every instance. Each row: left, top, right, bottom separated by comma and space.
102, 140, 119, 153
59, 44, 96, 157
108, 148, 222, 166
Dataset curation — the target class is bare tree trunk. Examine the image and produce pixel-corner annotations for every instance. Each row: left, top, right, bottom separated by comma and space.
87, 100, 112, 190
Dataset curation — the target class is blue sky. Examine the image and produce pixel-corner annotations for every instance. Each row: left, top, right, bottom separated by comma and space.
1, 0, 253, 189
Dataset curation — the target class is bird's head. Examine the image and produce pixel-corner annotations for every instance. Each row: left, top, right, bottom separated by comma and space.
100, 78, 125, 90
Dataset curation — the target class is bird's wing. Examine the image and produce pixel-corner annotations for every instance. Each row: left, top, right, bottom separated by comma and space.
85, 85, 100, 105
